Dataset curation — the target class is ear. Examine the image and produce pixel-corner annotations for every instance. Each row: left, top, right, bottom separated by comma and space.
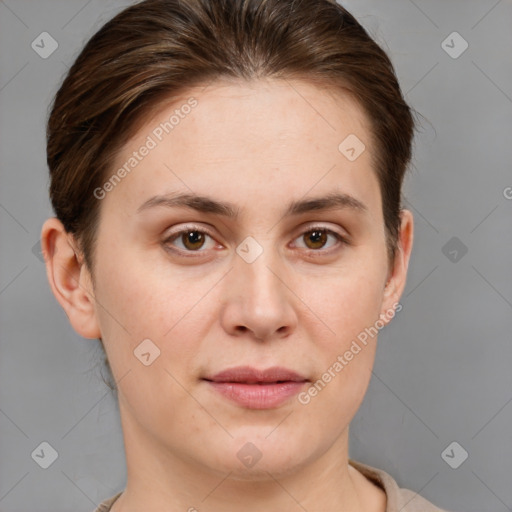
40, 217, 101, 339
379, 209, 414, 321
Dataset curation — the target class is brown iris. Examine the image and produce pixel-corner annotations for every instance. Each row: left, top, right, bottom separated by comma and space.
181, 230, 206, 250
304, 229, 328, 250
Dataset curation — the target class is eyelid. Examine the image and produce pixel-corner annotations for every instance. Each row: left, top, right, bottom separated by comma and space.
294, 223, 349, 241
164, 223, 214, 239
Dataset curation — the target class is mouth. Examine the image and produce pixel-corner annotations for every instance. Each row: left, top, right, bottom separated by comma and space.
203, 366, 309, 409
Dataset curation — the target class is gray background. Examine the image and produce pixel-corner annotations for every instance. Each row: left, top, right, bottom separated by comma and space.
1, 0, 511, 511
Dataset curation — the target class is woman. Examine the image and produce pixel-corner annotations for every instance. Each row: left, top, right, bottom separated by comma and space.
41, 0, 452, 510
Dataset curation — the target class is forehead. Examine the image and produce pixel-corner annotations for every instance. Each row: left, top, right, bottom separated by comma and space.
165, 78, 371, 149
104, 78, 380, 220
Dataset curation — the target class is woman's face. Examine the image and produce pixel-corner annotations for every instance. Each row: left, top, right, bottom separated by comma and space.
60, 78, 412, 479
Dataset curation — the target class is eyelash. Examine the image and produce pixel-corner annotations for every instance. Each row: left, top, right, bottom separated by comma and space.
162, 224, 349, 258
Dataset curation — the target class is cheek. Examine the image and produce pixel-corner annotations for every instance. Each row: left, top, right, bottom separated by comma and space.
93, 245, 217, 375
303, 264, 385, 346
94, 241, 187, 333
297, 265, 384, 401
92, 252, 207, 420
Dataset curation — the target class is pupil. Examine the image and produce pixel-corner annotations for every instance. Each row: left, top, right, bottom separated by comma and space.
185, 231, 204, 249
307, 230, 326, 249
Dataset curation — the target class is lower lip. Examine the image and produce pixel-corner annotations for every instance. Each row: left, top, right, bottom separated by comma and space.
206, 381, 307, 409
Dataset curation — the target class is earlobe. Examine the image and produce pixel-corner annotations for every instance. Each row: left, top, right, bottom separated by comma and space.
40, 218, 101, 339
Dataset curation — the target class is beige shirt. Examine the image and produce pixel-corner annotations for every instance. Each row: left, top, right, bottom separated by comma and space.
93, 458, 451, 511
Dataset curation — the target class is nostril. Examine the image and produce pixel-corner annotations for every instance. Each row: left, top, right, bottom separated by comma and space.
236, 326, 248, 334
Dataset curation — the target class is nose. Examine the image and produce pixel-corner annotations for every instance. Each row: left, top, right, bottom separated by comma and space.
219, 246, 298, 342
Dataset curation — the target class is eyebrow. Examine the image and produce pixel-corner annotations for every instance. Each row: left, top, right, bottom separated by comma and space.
136, 191, 368, 217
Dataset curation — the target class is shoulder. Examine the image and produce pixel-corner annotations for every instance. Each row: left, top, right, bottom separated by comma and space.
91, 491, 123, 512
348, 459, 453, 512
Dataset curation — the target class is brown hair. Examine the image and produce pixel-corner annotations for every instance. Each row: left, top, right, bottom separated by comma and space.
46, 0, 416, 389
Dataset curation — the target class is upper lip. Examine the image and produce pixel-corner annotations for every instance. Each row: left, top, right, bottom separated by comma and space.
204, 366, 308, 383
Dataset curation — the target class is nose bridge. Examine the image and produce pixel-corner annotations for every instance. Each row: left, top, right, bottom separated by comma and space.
235, 235, 285, 307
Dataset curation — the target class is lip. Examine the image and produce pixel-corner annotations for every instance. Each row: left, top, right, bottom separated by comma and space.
203, 366, 308, 410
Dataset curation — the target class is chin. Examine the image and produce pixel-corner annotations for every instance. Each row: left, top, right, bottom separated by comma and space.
221, 455, 309, 482
205, 431, 313, 481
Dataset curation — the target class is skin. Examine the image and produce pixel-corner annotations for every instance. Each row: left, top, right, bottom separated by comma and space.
42, 78, 413, 512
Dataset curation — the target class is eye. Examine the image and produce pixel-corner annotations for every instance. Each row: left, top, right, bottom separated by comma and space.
292, 226, 348, 252
163, 226, 218, 254
162, 224, 348, 257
